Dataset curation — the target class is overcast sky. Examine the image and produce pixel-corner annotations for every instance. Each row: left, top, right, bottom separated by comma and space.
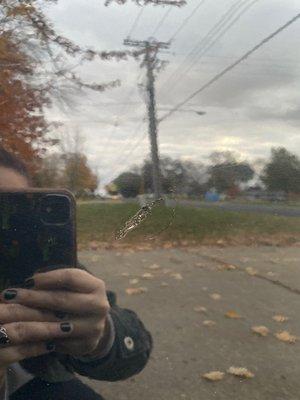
44, 0, 300, 189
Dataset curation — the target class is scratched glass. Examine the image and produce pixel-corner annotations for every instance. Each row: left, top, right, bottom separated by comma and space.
1, 0, 300, 399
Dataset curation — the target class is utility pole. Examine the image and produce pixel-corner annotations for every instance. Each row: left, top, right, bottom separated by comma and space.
124, 38, 169, 200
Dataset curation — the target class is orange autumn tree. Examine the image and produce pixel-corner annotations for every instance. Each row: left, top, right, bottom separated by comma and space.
0, 0, 185, 170
0, 34, 51, 169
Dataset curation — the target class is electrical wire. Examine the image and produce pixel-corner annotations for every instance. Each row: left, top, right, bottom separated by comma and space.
158, 0, 248, 94
179, 0, 260, 79
159, 12, 300, 122
152, 6, 173, 36
169, 0, 207, 42
126, 6, 145, 38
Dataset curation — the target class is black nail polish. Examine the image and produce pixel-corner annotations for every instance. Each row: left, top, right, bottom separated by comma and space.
46, 342, 56, 352
55, 311, 67, 320
3, 290, 17, 301
60, 322, 72, 333
23, 279, 35, 289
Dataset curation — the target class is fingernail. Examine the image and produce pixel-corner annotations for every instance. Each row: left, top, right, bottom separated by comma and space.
60, 322, 72, 333
46, 342, 56, 352
23, 278, 35, 289
55, 311, 67, 320
3, 290, 17, 301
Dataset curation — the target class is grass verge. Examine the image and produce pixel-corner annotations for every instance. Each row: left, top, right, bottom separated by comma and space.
77, 202, 300, 249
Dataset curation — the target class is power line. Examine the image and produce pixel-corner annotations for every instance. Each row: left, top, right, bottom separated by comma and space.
169, 0, 206, 42
104, 120, 148, 184
152, 6, 173, 36
159, 0, 249, 94
179, 0, 260, 79
159, 12, 300, 122
126, 6, 145, 38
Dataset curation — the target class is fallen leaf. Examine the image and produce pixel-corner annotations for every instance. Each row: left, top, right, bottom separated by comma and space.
129, 278, 139, 285
142, 272, 154, 279
148, 263, 161, 270
194, 262, 206, 268
227, 367, 254, 378
169, 257, 182, 264
91, 255, 100, 263
246, 267, 258, 276
225, 310, 242, 319
171, 273, 183, 280
202, 371, 225, 381
193, 306, 207, 313
121, 272, 130, 277
273, 315, 289, 323
163, 268, 172, 274
89, 241, 99, 251
210, 293, 221, 301
203, 320, 216, 327
251, 326, 269, 337
219, 264, 237, 271
275, 331, 297, 343
125, 287, 148, 295
267, 271, 275, 277
160, 282, 169, 287
202, 286, 208, 291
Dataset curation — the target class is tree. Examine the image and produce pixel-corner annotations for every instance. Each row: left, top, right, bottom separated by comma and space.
140, 157, 207, 196
114, 172, 141, 198
0, 34, 52, 169
32, 154, 65, 187
63, 153, 99, 196
261, 147, 300, 194
207, 152, 254, 194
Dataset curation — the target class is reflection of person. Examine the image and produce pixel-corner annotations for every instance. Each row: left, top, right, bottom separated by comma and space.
0, 148, 153, 400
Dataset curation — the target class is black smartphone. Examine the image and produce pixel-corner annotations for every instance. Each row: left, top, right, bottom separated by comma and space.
0, 189, 77, 290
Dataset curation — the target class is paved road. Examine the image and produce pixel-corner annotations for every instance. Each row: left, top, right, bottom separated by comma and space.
79, 246, 300, 400
176, 200, 300, 217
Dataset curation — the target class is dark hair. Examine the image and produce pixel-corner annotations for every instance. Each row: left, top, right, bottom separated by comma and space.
0, 147, 31, 182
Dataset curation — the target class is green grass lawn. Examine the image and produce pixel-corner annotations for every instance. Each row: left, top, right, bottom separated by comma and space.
77, 202, 300, 248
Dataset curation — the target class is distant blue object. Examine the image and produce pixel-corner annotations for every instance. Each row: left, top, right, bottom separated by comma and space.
205, 191, 220, 202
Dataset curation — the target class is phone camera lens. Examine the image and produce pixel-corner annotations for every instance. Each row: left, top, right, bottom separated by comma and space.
41, 195, 70, 225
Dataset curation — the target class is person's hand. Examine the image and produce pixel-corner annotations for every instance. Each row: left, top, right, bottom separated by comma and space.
1, 269, 111, 357
0, 303, 61, 370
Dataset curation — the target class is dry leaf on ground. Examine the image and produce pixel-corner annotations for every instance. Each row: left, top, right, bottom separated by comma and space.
89, 241, 99, 251
194, 262, 206, 268
193, 306, 207, 313
163, 268, 172, 274
246, 267, 258, 276
121, 272, 130, 277
148, 263, 161, 270
275, 331, 297, 343
142, 273, 154, 279
203, 320, 216, 327
160, 282, 169, 287
267, 271, 275, 277
218, 264, 237, 271
273, 315, 289, 323
251, 326, 270, 336
225, 310, 242, 319
202, 371, 225, 381
169, 257, 182, 264
227, 367, 254, 378
210, 293, 221, 300
171, 273, 183, 280
129, 278, 139, 285
125, 287, 148, 295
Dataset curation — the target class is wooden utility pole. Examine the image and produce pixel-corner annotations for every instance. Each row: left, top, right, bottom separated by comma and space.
124, 38, 169, 200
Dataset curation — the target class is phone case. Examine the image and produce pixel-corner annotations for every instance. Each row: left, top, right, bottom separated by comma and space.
0, 189, 77, 290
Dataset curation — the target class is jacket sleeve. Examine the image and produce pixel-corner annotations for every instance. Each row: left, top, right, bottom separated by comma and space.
65, 291, 153, 382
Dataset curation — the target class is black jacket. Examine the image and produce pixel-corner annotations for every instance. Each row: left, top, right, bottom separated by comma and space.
20, 290, 153, 383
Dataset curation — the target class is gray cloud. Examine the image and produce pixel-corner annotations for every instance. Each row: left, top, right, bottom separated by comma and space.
45, 0, 300, 188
